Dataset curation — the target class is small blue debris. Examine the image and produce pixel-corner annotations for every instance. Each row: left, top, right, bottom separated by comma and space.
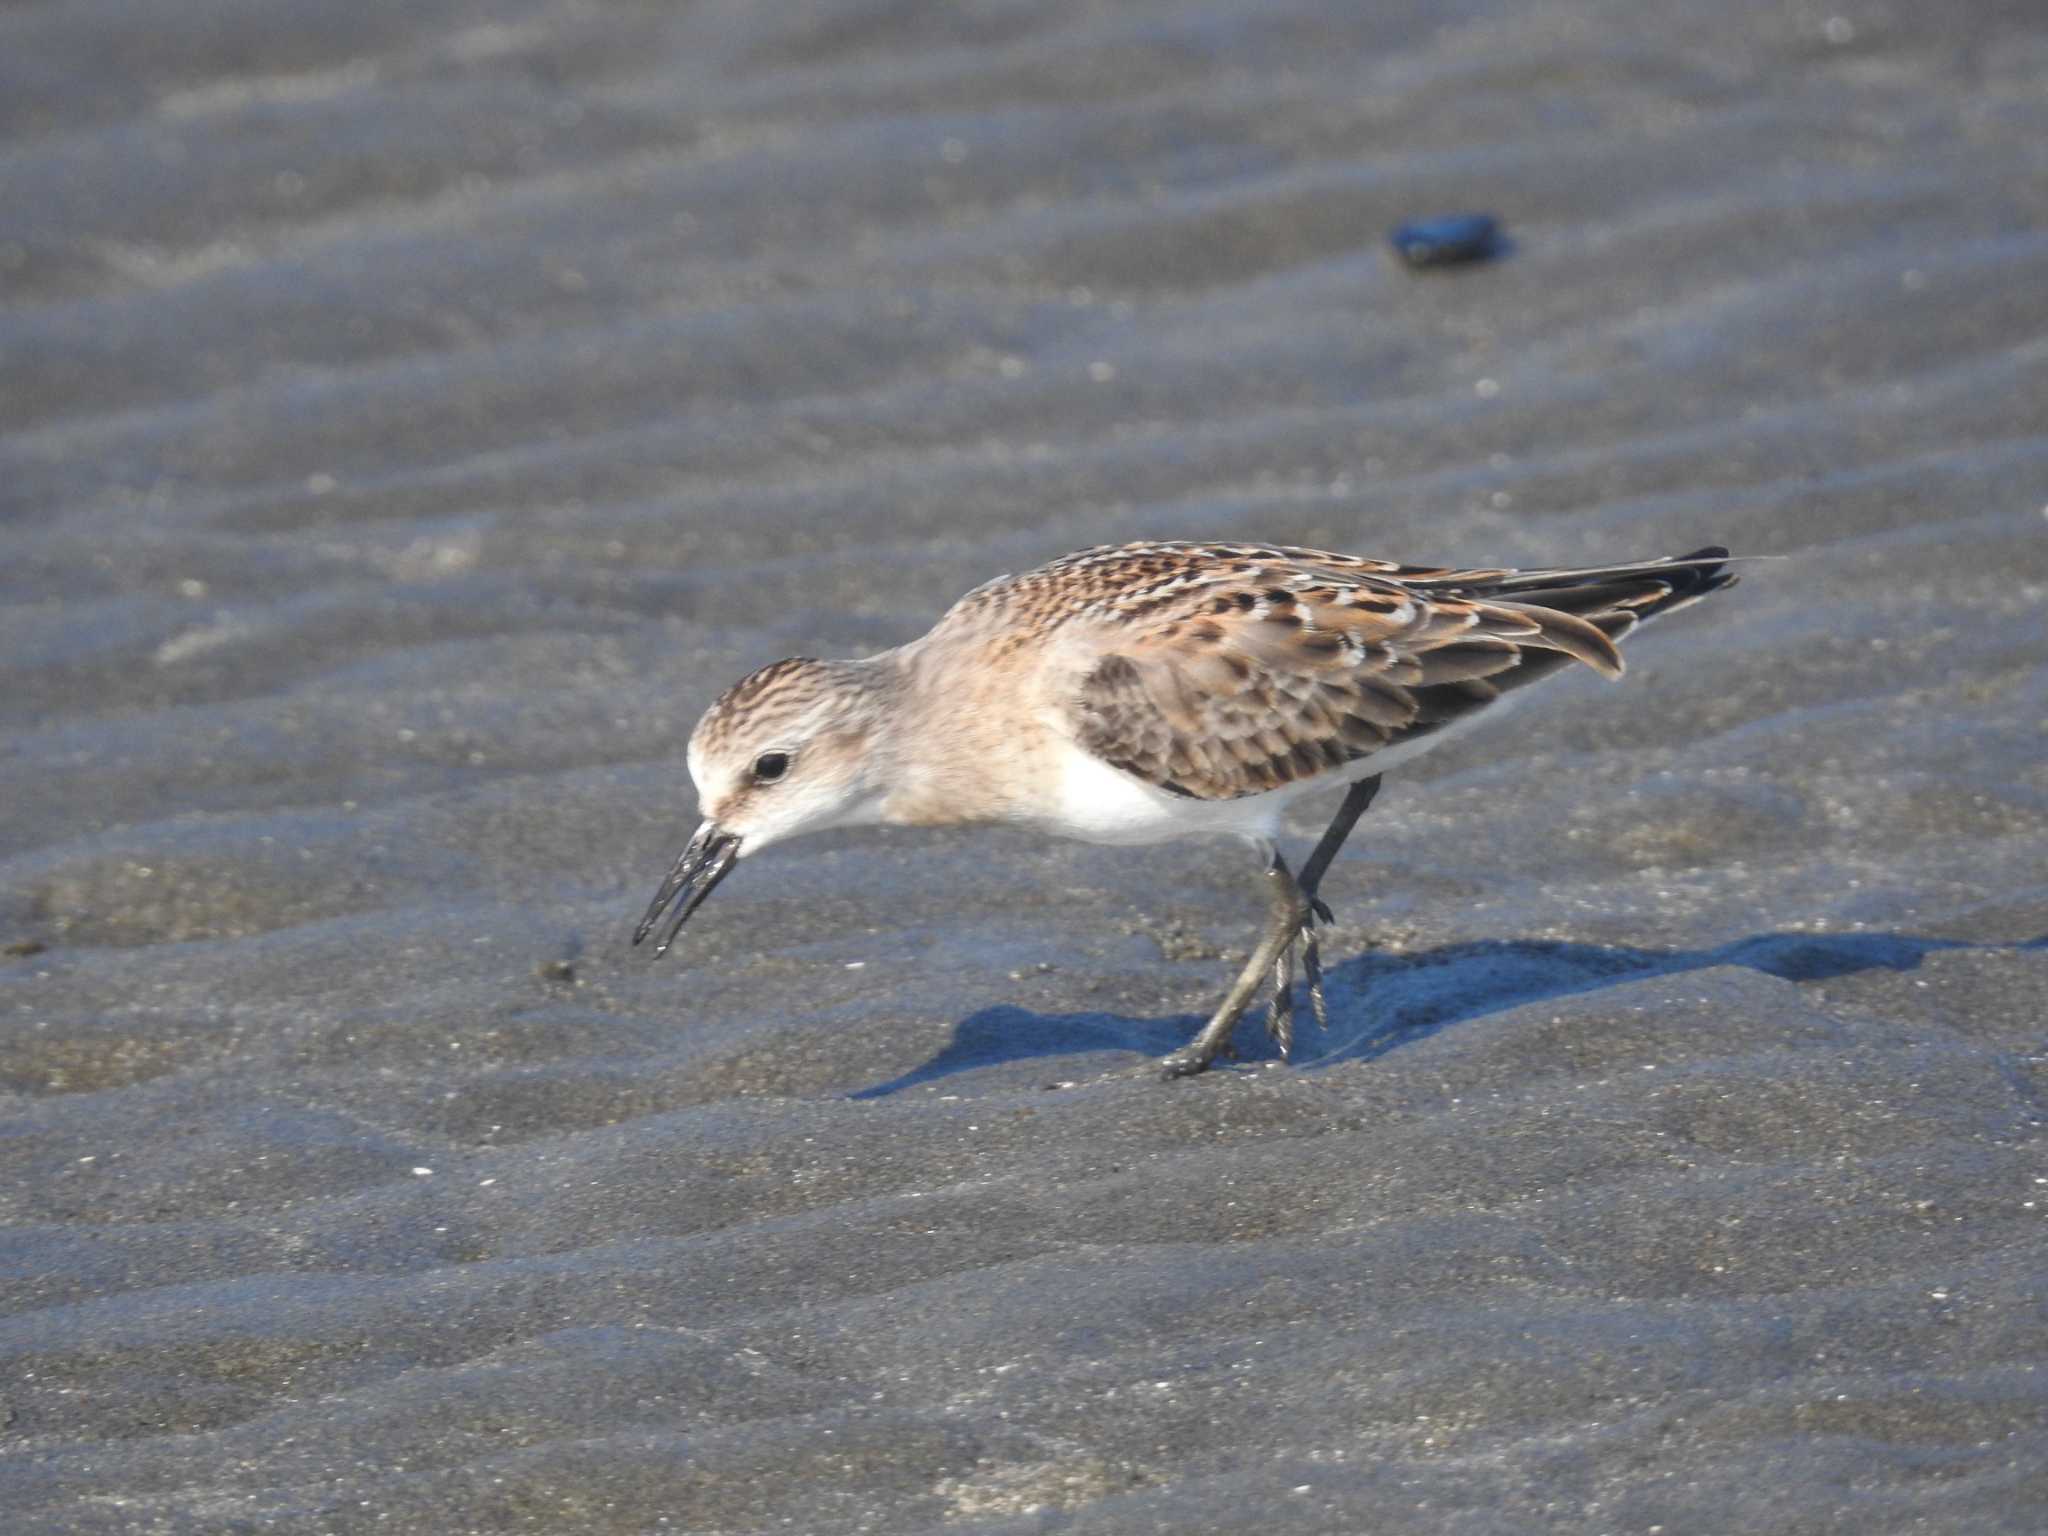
1389, 213, 1503, 269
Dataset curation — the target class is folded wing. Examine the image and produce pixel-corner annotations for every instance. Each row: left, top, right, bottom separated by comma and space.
1059, 543, 1731, 801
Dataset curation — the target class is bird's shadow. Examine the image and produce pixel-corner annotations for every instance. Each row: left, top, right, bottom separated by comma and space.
850, 929, 2042, 1098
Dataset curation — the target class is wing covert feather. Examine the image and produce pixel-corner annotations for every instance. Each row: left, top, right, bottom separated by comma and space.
1027, 542, 1731, 802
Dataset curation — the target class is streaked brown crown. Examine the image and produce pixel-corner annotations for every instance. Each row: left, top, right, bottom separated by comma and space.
691, 657, 877, 760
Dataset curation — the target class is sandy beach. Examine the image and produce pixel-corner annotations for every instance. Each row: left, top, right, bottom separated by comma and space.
4, 1, 2045, 1530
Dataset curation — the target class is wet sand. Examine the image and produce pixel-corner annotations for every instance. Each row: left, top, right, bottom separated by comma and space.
4, 1, 2046, 1530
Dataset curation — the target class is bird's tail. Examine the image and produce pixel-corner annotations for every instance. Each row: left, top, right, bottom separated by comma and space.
1408, 546, 1738, 690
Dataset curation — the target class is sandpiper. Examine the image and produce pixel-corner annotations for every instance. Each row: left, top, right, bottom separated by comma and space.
635, 540, 1737, 1077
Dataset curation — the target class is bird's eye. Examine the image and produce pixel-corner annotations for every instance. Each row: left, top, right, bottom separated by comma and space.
752, 751, 790, 784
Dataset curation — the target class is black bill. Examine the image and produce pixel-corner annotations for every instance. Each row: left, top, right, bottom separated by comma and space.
632, 821, 740, 957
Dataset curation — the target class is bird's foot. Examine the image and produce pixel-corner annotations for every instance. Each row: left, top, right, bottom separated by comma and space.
1160, 855, 1340, 1080
1265, 894, 1335, 1058
1267, 941, 1296, 1061
1156, 1020, 1243, 1080
1303, 896, 1333, 1032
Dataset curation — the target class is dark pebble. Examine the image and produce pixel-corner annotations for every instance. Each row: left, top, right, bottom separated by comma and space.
1390, 213, 1503, 268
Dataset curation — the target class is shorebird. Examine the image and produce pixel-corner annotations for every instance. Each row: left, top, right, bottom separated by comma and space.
635, 540, 1737, 1077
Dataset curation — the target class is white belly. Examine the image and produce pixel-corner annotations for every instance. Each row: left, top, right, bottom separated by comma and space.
1047, 739, 1282, 845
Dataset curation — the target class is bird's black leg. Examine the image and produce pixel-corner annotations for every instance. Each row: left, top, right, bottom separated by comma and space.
1291, 774, 1382, 1034
1298, 774, 1381, 903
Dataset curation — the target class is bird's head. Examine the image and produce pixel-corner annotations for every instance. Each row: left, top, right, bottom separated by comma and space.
634, 656, 894, 955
